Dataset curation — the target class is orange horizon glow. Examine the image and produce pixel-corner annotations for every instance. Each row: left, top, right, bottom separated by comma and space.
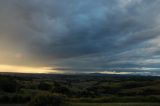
0, 64, 62, 74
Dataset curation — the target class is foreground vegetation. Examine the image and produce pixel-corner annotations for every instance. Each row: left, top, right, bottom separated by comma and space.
1, 103, 160, 106
0, 73, 160, 105
67, 103, 160, 106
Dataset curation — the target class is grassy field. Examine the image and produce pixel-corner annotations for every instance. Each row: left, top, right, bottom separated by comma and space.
68, 103, 160, 106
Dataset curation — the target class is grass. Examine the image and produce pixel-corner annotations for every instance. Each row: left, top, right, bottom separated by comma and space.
67, 103, 160, 106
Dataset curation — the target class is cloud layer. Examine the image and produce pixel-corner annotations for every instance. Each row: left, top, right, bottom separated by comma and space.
0, 0, 160, 75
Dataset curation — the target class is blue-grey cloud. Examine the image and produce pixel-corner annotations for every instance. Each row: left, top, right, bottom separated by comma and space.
0, 0, 160, 75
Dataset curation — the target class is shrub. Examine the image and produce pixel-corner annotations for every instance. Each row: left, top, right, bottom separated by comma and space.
0, 94, 30, 104
38, 82, 52, 91
28, 93, 65, 106
0, 78, 19, 93
11, 94, 30, 103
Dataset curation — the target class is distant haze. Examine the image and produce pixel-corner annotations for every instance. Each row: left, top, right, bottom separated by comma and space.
0, 0, 160, 75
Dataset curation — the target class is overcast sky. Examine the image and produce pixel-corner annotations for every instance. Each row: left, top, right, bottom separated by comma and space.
0, 0, 160, 75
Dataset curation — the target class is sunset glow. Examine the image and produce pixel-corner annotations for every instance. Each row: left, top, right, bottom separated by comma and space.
0, 65, 60, 74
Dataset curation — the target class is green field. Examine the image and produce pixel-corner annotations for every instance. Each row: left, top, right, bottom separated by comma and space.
68, 103, 160, 106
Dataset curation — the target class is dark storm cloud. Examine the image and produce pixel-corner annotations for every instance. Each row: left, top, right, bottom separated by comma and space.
1, 0, 160, 74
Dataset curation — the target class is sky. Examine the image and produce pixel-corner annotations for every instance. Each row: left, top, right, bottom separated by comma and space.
0, 0, 160, 75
